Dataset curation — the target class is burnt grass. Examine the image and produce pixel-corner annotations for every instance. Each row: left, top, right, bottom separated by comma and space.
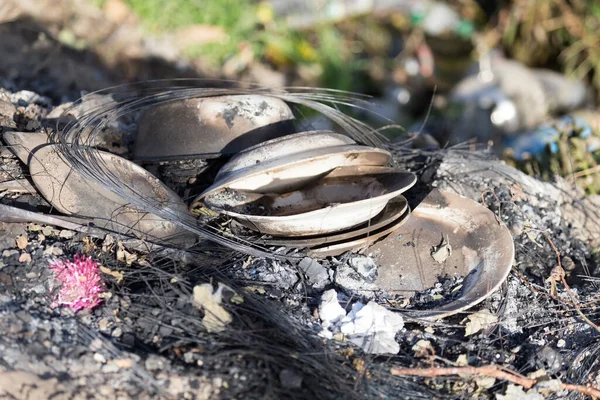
1, 90, 600, 400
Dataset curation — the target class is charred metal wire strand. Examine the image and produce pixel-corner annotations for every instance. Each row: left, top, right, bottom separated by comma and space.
49, 79, 397, 257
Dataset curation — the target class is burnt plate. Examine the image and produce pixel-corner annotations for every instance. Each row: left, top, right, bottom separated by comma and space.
194, 145, 392, 202
369, 189, 514, 320
3, 131, 50, 164
28, 144, 196, 246
308, 206, 411, 257
202, 171, 415, 237
133, 95, 296, 161
215, 130, 355, 182
260, 195, 408, 247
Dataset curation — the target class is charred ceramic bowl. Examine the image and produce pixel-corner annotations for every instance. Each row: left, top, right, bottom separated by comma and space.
203, 170, 416, 236
28, 144, 195, 245
195, 145, 392, 202
369, 189, 515, 320
133, 95, 296, 161
3, 131, 51, 164
260, 195, 408, 247
215, 130, 355, 181
308, 206, 411, 257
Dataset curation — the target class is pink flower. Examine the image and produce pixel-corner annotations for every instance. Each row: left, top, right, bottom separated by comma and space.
49, 254, 106, 311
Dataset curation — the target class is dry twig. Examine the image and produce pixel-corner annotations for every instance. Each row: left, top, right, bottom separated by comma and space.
541, 231, 600, 333
390, 364, 600, 398
481, 189, 600, 332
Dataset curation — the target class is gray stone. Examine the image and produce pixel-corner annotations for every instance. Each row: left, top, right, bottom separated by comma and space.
0, 223, 26, 251
0, 100, 16, 118
348, 256, 378, 282
298, 257, 329, 288
101, 363, 120, 373
111, 327, 123, 338
145, 355, 166, 371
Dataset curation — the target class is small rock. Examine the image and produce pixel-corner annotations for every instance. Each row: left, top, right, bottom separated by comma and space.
18, 253, 32, 263
101, 363, 119, 373
98, 318, 111, 332
348, 256, 378, 281
0, 223, 26, 250
556, 339, 566, 348
111, 327, 123, 338
90, 338, 104, 351
2, 249, 19, 258
145, 355, 166, 371
0, 99, 16, 117
43, 246, 64, 256
25, 119, 41, 131
93, 353, 107, 364
11, 90, 51, 106
535, 346, 563, 374
59, 230, 75, 239
78, 314, 93, 326
279, 369, 303, 389
111, 358, 133, 368
184, 352, 195, 364
298, 257, 329, 288
16, 235, 28, 250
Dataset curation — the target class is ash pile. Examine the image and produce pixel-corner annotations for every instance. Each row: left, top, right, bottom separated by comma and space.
1, 83, 600, 399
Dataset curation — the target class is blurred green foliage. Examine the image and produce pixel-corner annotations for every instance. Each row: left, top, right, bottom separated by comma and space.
501, 0, 600, 97
105, 0, 364, 91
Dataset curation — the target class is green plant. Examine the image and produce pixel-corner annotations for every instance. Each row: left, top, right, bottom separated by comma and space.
500, 0, 600, 98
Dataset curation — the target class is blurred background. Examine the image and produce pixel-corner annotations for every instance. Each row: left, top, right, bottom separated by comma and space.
2, 0, 600, 193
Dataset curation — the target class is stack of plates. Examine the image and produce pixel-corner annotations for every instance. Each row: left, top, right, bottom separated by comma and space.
192, 131, 417, 255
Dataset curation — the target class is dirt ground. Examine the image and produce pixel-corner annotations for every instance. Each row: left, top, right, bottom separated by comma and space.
1, 3, 600, 400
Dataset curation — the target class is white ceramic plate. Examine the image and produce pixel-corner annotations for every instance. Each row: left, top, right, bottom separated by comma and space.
203, 170, 416, 236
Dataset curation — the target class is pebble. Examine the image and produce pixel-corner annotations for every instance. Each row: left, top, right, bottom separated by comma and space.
98, 318, 111, 332
298, 257, 329, 289
535, 346, 563, 374
183, 352, 195, 364
111, 327, 123, 338
10, 90, 51, 106
2, 249, 19, 258
78, 314, 93, 326
43, 246, 63, 256
59, 230, 75, 239
0, 99, 16, 117
101, 363, 120, 373
145, 355, 166, 371
94, 353, 107, 364
18, 253, 32, 263
16, 235, 28, 250
89, 338, 104, 351
0, 223, 27, 251
349, 256, 378, 281
112, 358, 133, 368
